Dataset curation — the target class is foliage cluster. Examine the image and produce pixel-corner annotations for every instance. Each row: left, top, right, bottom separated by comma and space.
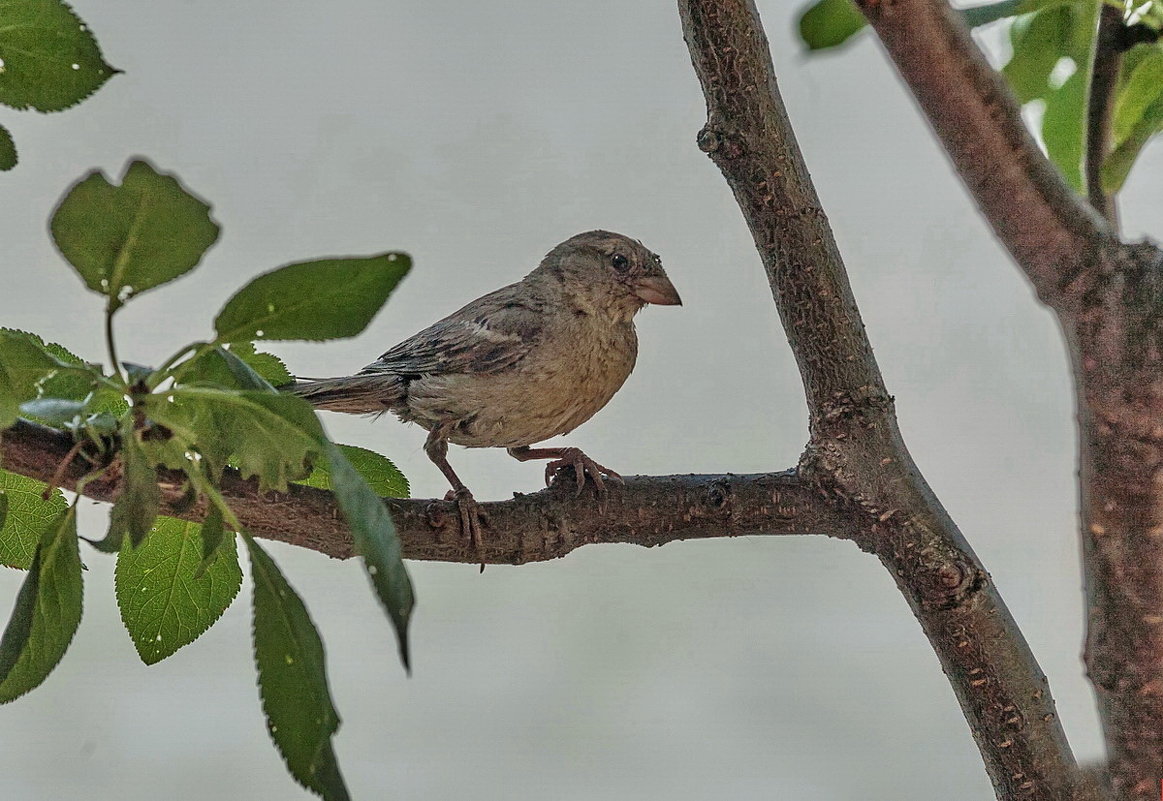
0, 158, 414, 801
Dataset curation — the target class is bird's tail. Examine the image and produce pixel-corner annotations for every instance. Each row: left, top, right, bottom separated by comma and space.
282, 374, 404, 414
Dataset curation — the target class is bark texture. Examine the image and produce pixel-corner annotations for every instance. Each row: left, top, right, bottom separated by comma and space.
2, 1, 1159, 799
679, 2, 1091, 798
855, 0, 1163, 797
0, 420, 852, 563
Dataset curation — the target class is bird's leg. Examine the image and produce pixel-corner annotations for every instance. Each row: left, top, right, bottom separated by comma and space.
424, 430, 486, 552
507, 445, 624, 495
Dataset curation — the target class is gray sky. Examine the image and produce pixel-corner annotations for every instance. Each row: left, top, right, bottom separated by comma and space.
4, 1, 1160, 799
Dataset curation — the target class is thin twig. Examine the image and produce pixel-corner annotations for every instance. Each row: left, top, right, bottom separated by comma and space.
1086, 3, 1124, 227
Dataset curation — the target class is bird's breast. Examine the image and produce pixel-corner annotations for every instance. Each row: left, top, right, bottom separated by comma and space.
411, 319, 638, 449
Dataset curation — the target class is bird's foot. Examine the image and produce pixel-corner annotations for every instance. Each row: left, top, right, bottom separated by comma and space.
543, 447, 624, 495
443, 487, 487, 555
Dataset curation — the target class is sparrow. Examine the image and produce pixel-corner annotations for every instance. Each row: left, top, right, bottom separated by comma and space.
289, 230, 681, 546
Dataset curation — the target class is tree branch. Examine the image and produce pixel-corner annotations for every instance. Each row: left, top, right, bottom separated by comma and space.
847, 1, 1163, 798
854, 0, 1114, 309
0, 419, 853, 564
1085, 2, 1124, 226
679, 1, 1094, 799
1075, 240, 1163, 801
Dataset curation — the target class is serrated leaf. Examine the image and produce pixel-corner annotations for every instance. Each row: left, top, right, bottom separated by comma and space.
0, 124, 15, 171
0, 504, 82, 703
143, 387, 323, 490
102, 428, 161, 551
0, 330, 100, 408
215, 346, 277, 391
798, 0, 866, 51
0, 0, 118, 113
245, 536, 350, 801
298, 443, 409, 499
0, 329, 94, 414
0, 471, 69, 569
322, 442, 413, 671
1042, 65, 1087, 191
195, 504, 227, 578
174, 346, 272, 392
213, 253, 410, 343
228, 342, 293, 387
50, 159, 220, 311
115, 516, 242, 665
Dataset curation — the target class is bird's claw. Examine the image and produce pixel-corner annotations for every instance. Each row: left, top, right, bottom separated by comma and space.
444, 488, 487, 555
543, 447, 623, 495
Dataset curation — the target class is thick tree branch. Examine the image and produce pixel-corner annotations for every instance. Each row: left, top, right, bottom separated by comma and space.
854, 0, 1113, 309
1075, 241, 1163, 801
679, 1, 1093, 799
1085, 3, 1124, 226
847, 1, 1163, 798
0, 420, 853, 564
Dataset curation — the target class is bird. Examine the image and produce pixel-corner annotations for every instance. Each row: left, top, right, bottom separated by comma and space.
288, 230, 681, 547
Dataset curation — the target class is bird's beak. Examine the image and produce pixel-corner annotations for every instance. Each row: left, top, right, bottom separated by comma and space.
633, 275, 682, 306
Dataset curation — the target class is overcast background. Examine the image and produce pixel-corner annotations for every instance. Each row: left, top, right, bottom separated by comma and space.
3, 2, 1161, 799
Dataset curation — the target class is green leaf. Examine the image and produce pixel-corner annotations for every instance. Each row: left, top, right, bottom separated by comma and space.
1001, 5, 1076, 103
1102, 91, 1163, 191
115, 516, 242, 665
213, 253, 411, 343
0, 329, 94, 414
0, 494, 6, 531
1042, 65, 1088, 191
298, 443, 409, 499
102, 427, 161, 551
174, 346, 273, 392
0, 124, 15, 171
322, 442, 413, 671
0, 504, 82, 703
227, 342, 293, 387
0, 378, 16, 430
214, 346, 277, 391
798, 0, 866, 51
0, 471, 69, 570
143, 387, 324, 490
245, 535, 350, 801
50, 159, 221, 312
0, 0, 118, 112
195, 504, 227, 578
1111, 47, 1163, 145
18, 398, 85, 428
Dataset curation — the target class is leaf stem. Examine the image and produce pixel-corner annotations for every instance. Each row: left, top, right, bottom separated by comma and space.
104, 306, 125, 386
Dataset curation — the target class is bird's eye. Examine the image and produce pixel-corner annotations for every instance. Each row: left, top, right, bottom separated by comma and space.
611, 254, 630, 272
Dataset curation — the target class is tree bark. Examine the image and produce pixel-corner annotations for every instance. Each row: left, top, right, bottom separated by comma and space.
0, 419, 852, 563
4, 1, 1157, 798
854, 1, 1163, 798
677, 1, 1092, 798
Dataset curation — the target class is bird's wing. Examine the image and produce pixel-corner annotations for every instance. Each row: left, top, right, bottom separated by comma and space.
360, 285, 546, 378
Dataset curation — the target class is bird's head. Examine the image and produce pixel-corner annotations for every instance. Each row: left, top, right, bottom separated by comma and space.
539, 230, 682, 321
